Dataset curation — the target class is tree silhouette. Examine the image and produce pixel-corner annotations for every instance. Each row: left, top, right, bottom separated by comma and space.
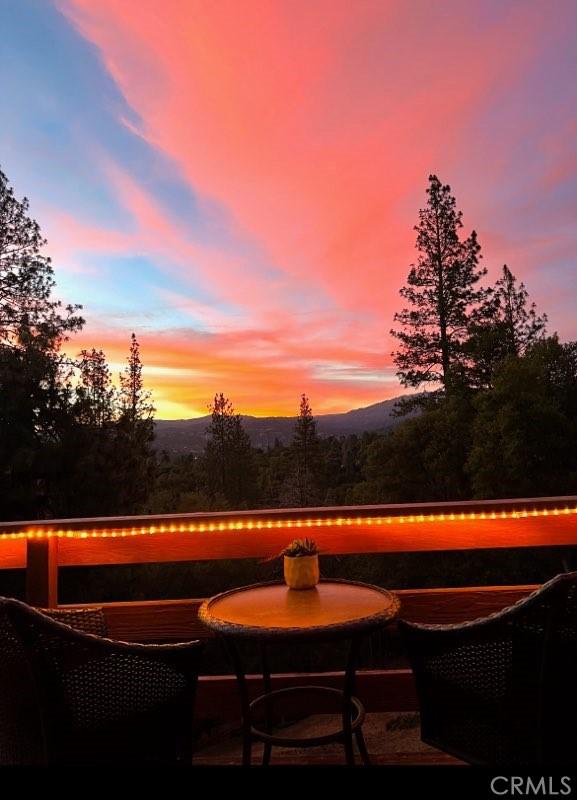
280, 394, 321, 507
0, 168, 83, 349
391, 175, 489, 394
466, 265, 548, 388
204, 393, 254, 508
119, 333, 154, 425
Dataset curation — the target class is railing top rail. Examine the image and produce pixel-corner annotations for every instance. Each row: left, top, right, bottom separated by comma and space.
2, 495, 577, 535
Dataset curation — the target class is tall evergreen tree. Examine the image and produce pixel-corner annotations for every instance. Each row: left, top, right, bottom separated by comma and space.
0, 168, 83, 349
391, 175, 489, 394
466, 265, 547, 388
119, 333, 154, 425
0, 168, 83, 519
76, 348, 115, 428
115, 334, 156, 513
282, 394, 321, 507
203, 393, 255, 508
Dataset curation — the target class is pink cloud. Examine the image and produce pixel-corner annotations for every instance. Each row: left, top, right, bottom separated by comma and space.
54, 0, 576, 415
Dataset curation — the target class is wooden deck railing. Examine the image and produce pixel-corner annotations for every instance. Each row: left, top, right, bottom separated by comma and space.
1, 496, 576, 722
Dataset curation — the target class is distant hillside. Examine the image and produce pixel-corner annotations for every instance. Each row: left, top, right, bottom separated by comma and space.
154, 396, 409, 455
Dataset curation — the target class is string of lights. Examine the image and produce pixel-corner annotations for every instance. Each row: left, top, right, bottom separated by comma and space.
1, 505, 576, 541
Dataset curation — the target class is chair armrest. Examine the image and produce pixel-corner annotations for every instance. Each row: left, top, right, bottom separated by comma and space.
399, 573, 571, 636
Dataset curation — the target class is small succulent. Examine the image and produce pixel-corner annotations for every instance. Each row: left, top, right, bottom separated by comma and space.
282, 537, 319, 558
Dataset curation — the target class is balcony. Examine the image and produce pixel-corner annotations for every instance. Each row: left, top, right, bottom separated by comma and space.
1, 496, 576, 766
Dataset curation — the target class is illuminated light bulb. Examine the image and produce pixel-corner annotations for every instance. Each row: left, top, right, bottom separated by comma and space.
460, 513, 465, 520
399, 517, 404, 524
449, 514, 455, 521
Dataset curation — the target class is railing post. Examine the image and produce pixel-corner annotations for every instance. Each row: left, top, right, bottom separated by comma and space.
26, 538, 58, 608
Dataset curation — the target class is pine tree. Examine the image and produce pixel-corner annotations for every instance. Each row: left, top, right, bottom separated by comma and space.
119, 333, 154, 424
466, 265, 547, 388
76, 348, 115, 428
0, 168, 83, 519
0, 168, 83, 349
204, 393, 254, 507
391, 175, 489, 393
491, 264, 547, 355
283, 394, 320, 507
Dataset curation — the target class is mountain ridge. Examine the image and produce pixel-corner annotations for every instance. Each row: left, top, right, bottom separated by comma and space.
154, 395, 408, 455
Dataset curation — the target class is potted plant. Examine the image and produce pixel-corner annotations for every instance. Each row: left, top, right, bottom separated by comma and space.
282, 537, 320, 590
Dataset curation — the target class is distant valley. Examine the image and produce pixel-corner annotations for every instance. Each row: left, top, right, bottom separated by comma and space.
153, 396, 408, 455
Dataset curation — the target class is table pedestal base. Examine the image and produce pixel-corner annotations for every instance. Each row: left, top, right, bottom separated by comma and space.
225, 634, 371, 766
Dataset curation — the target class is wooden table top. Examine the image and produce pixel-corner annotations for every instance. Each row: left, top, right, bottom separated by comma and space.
199, 580, 400, 640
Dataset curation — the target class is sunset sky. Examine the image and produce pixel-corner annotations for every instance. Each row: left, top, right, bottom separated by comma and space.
2, 1, 576, 419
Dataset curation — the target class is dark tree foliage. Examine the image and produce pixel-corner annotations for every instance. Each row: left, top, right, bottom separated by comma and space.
467, 337, 577, 499
203, 393, 255, 508
466, 265, 548, 389
0, 168, 83, 349
76, 348, 115, 428
282, 394, 321, 507
391, 175, 489, 394
0, 168, 83, 520
0, 168, 158, 521
119, 333, 154, 423
115, 334, 156, 513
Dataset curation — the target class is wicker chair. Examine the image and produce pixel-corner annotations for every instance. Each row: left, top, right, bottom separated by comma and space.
0, 597, 204, 765
399, 572, 577, 766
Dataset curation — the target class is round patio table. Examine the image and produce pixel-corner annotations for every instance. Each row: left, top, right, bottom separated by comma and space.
199, 579, 400, 766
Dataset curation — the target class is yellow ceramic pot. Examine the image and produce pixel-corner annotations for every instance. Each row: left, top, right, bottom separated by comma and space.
284, 554, 320, 590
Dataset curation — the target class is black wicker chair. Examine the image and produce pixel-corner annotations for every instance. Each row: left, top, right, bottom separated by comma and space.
399, 572, 577, 765
0, 597, 204, 765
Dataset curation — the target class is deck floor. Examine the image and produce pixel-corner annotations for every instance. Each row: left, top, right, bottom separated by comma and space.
194, 712, 462, 766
